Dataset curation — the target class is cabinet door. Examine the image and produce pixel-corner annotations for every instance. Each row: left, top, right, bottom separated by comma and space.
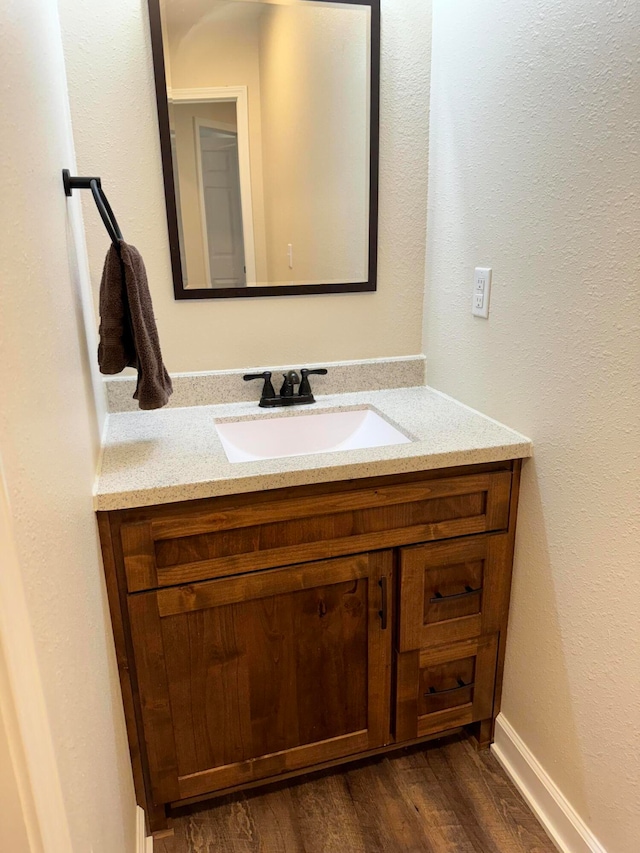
128, 552, 393, 805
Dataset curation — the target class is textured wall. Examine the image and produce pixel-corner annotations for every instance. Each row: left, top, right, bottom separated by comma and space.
424, 2, 640, 850
58, 0, 431, 372
0, 0, 136, 849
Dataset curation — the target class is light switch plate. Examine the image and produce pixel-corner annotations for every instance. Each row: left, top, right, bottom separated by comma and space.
472, 267, 492, 318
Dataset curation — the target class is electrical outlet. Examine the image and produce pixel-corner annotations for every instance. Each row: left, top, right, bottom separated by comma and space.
472, 267, 492, 318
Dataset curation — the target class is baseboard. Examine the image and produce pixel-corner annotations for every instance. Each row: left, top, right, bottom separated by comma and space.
136, 806, 153, 853
492, 714, 607, 853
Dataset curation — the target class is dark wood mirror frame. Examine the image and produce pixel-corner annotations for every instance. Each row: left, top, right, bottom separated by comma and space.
148, 0, 380, 300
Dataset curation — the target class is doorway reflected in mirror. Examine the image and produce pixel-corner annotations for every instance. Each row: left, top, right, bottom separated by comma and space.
169, 93, 255, 288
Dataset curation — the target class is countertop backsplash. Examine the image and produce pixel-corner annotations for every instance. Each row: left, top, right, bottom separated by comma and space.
104, 355, 427, 413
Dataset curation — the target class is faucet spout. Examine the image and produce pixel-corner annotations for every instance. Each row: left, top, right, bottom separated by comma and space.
280, 371, 300, 397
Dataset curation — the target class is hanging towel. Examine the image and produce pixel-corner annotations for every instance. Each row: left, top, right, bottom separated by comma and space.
98, 240, 173, 410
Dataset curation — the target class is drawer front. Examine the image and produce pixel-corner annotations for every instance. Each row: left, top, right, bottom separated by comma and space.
397, 533, 512, 651
395, 634, 499, 742
121, 471, 512, 592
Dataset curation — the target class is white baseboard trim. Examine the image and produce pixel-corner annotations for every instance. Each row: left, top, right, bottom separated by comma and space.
492, 714, 606, 853
136, 806, 153, 853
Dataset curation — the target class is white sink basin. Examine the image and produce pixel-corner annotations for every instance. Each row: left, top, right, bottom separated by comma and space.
215, 408, 412, 463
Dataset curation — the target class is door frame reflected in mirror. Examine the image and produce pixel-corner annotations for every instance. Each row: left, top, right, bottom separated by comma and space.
148, 0, 380, 300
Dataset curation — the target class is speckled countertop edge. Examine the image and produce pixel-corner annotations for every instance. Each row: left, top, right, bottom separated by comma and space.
94, 386, 532, 511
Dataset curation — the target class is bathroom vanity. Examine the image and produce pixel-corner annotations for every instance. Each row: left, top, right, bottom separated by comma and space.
95, 385, 530, 831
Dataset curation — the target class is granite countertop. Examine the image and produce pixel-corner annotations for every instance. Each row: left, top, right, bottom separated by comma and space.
94, 386, 532, 511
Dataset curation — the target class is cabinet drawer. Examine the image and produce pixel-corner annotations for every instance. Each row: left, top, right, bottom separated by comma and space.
120, 471, 512, 592
395, 634, 499, 741
397, 534, 512, 651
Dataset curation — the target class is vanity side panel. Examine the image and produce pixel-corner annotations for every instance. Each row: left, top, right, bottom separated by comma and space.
465, 458, 522, 748
490, 458, 522, 726
96, 512, 167, 831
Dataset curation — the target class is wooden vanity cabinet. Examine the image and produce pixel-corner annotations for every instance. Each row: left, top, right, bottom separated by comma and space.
97, 460, 521, 831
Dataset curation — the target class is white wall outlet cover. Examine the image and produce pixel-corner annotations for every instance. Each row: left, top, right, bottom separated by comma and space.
472, 267, 492, 318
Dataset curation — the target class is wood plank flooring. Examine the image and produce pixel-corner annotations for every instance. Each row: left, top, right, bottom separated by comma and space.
153, 735, 555, 853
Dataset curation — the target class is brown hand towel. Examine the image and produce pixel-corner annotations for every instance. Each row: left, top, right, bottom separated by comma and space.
98, 240, 173, 410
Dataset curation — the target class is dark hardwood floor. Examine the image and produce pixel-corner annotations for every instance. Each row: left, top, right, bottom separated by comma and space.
153, 735, 555, 853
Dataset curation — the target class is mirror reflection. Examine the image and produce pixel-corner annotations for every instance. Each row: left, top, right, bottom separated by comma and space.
157, 0, 374, 294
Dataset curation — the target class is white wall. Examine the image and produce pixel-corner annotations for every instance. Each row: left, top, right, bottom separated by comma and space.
0, 0, 136, 850
59, 0, 431, 372
424, 2, 640, 851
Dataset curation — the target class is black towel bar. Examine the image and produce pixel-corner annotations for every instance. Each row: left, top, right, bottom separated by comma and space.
62, 169, 123, 247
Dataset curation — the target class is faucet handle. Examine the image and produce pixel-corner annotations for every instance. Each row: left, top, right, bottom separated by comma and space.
299, 368, 328, 397
243, 371, 276, 402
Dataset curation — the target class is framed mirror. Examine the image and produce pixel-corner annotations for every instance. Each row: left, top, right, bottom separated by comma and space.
148, 0, 380, 299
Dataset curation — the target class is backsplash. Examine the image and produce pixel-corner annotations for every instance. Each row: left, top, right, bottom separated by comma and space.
105, 355, 426, 413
